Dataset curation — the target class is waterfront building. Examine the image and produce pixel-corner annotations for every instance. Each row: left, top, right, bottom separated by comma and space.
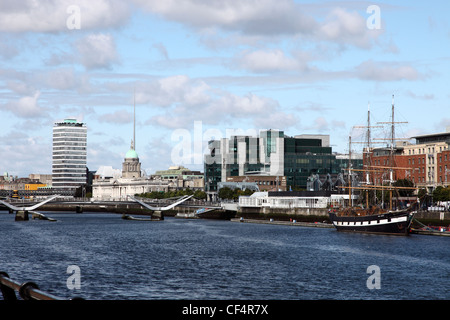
25, 182, 46, 191
92, 145, 171, 200
28, 174, 52, 186
238, 190, 352, 211
204, 130, 362, 192
224, 175, 287, 191
92, 177, 170, 200
368, 128, 450, 193
92, 99, 172, 200
152, 166, 204, 190
0, 177, 42, 191
52, 119, 87, 191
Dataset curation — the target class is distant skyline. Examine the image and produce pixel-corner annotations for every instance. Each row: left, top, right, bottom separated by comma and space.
1, 0, 449, 178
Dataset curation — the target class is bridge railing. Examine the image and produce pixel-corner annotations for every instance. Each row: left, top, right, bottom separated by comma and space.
0, 271, 80, 300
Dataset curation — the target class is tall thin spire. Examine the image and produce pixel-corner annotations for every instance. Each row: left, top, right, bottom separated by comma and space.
133, 88, 136, 150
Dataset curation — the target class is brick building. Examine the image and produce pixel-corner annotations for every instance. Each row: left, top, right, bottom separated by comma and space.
367, 129, 450, 193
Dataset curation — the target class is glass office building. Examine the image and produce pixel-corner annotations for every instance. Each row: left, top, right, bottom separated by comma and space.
204, 130, 362, 191
52, 119, 87, 190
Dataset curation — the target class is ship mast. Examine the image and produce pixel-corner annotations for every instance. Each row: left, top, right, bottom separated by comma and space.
341, 96, 417, 210
389, 95, 395, 210
348, 135, 352, 208
366, 103, 372, 208
352, 103, 383, 208
375, 95, 408, 210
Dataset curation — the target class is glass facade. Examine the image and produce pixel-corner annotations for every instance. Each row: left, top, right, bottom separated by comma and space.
52, 119, 87, 189
204, 131, 363, 191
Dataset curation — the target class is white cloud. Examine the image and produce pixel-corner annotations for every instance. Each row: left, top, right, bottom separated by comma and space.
355, 60, 420, 81
304, 117, 346, 133
253, 111, 298, 130
437, 118, 450, 131
0, 0, 130, 33
138, 74, 295, 130
98, 109, 133, 124
236, 49, 307, 73
136, 75, 211, 108
3, 91, 47, 118
406, 91, 434, 100
42, 68, 78, 90
135, 0, 382, 50
88, 141, 124, 171
215, 92, 279, 116
318, 7, 382, 49
135, 0, 316, 36
76, 33, 119, 70
6, 80, 36, 95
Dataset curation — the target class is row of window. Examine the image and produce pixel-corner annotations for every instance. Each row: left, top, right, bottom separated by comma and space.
53, 133, 86, 137
53, 147, 86, 150
52, 175, 86, 179
52, 168, 87, 172
53, 140, 87, 145
53, 160, 86, 165
53, 156, 86, 160
407, 146, 448, 155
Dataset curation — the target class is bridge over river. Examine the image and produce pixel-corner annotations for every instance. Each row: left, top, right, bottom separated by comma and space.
0, 195, 230, 221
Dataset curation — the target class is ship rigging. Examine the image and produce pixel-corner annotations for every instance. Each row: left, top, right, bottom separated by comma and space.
329, 95, 418, 235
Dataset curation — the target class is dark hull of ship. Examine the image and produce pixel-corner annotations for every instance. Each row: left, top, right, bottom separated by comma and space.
328, 209, 415, 236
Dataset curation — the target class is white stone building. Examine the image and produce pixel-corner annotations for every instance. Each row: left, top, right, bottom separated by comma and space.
92, 142, 171, 200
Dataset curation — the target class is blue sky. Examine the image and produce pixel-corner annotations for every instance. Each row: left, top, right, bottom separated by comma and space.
0, 0, 449, 178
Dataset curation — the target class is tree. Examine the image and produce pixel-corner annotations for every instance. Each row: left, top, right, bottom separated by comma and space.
193, 190, 207, 200
432, 186, 450, 202
393, 179, 415, 197
218, 187, 234, 200
218, 187, 254, 200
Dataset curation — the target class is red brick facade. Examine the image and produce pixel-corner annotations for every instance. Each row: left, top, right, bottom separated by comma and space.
437, 150, 450, 184
366, 149, 450, 189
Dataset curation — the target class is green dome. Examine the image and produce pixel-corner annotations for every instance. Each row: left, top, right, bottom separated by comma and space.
125, 148, 139, 159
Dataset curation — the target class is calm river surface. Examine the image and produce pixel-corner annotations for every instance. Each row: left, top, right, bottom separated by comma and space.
0, 211, 449, 300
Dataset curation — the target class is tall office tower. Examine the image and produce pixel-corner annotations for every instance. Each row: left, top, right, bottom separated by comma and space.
52, 119, 87, 190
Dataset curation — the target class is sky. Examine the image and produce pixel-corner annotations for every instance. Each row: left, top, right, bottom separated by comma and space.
0, 0, 449, 178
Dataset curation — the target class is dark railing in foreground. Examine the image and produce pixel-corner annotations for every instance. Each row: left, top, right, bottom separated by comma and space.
0, 272, 82, 300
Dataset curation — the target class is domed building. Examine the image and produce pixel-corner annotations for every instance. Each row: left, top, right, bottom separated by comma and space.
122, 141, 141, 179
92, 98, 171, 200
92, 139, 171, 200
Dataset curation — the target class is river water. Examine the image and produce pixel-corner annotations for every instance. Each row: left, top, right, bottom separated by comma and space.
0, 211, 449, 301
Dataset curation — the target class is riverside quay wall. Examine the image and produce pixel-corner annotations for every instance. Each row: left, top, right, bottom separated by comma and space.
414, 210, 450, 224
238, 204, 450, 225
238, 206, 330, 222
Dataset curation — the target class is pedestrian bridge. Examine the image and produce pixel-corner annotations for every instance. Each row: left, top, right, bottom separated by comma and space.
0, 195, 60, 221
0, 195, 226, 221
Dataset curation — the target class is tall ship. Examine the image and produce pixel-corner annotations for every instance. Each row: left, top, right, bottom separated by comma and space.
328, 96, 417, 235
